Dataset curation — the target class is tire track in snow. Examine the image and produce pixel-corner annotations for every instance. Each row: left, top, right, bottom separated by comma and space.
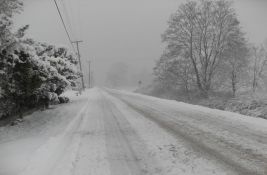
99, 90, 161, 175
71, 93, 111, 175
19, 98, 90, 175
108, 91, 267, 175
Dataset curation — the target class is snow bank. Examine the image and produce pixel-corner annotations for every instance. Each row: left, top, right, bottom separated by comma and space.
107, 88, 267, 132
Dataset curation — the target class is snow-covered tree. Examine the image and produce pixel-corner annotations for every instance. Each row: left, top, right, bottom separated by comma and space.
0, 50, 44, 111
0, 0, 81, 116
23, 39, 81, 95
0, 38, 80, 113
0, 0, 23, 51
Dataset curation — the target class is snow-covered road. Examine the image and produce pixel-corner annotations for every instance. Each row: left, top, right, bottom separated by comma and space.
0, 88, 267, 175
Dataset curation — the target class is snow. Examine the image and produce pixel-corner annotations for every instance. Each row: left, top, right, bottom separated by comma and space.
105, 88, 267, 174
0, 88, 266, 175
102, 91, 231, 174
108, 88, 267, 131
19, 99, 88, 175
0, 90, 89, 175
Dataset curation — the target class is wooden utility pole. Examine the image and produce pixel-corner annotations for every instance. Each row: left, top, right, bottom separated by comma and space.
88, 60, 91, 88
72, 40, 85, 90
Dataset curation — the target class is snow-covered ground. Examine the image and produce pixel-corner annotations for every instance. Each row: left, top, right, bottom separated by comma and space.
0, 88, 266, 175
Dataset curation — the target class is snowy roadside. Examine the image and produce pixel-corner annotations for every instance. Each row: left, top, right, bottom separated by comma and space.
106, 88, 267, 175
0, 90, 89, 175
102, 90, 232, 174
0, 90, 85, 142
136, 86, 267, 120
1, 88, 266, 175
107, 88, 267, 130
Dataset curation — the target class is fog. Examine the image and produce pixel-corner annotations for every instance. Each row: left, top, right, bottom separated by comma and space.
14, 0, 267, 88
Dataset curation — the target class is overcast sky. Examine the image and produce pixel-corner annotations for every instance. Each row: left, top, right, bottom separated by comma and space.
14, 0, 267, 86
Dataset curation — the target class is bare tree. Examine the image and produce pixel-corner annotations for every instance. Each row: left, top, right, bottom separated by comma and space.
223, 30, 249, 97
154, 50, 195, 99
162, 0, 244, 97
250, 45, 267, 92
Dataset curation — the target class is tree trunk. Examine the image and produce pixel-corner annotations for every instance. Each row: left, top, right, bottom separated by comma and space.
201, 89, 209, 98
17, 102, 23, 119
232, 74, 236, 98
189, 29, 206, 97
184, 82, 191, 101
252, 49, 258, 93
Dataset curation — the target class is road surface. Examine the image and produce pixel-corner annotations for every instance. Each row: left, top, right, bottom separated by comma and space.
0, 88, 266, 175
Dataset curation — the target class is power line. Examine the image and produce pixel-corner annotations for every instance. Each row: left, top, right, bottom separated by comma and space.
62, 0, 79, 40
53, 0, 76, 53
60, 0, 75, 38
77, 0, 83, 40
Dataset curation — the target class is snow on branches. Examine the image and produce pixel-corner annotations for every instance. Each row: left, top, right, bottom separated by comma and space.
0, 0, 81, 115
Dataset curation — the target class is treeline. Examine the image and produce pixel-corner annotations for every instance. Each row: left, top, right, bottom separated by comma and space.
154, 0, 267, 98
0, 1, 81, 118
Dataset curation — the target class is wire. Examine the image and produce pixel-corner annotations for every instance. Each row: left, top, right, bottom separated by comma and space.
60, 0, 75, 39
69, 0, 80, 40
53, 0, 76, 53
77, 0, 83, 40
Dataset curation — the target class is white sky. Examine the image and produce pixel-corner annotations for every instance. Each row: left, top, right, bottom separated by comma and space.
14, 0, 267, 86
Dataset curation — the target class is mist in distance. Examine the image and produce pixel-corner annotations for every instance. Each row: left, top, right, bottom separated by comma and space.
14, 0, 267, 88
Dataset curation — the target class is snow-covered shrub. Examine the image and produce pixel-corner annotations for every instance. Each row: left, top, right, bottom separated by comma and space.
0, 49, 43, 110
0, 0, 81, 117
0, 44, 80, 113
0, 43, 80, 112
58, 96, 70, 104
25, 39, 81, 95
0, 0, 81, 118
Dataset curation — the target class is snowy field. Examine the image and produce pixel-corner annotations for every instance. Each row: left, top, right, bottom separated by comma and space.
0, 88, 266, 175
